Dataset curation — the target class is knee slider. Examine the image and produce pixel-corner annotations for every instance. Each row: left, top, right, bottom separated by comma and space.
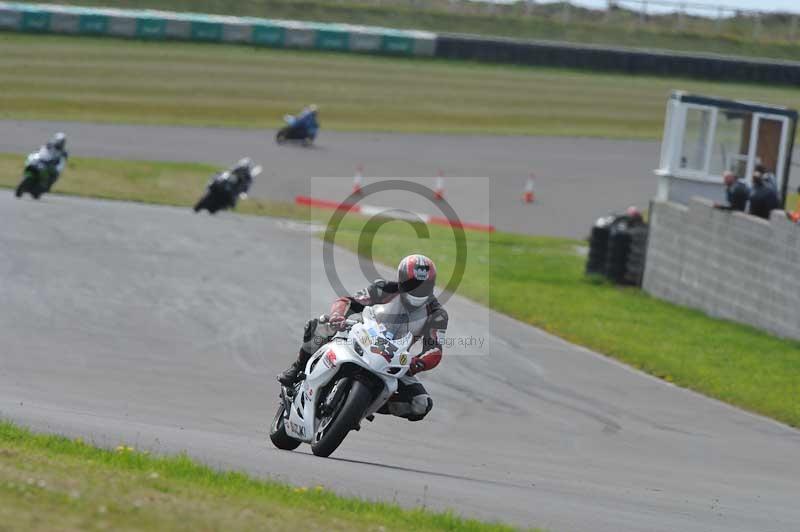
407, 396, 433, 421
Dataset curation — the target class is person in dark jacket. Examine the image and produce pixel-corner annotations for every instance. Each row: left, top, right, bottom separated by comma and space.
748, 172, 780, 220
755, 164, 777, 191
715, 171, 749, 212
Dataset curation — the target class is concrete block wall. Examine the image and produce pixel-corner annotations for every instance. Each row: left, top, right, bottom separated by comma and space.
643, 197, 800, 341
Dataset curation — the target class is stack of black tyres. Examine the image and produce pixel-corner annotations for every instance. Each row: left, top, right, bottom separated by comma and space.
586, 215, 648, 286
585, 216, 614, 276
606, 221, 632, 284
623, 226, 649, 286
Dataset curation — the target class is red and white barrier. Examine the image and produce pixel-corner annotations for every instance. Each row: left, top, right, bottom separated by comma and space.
295, 195, 495, 233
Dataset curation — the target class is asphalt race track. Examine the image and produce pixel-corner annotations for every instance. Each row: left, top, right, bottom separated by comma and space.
2, 192, 799, 532
1, 119, 666, 238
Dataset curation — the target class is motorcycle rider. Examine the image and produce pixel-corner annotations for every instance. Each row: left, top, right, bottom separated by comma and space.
228, 157, 254, 195
38, 132, 69, 189
286, 104, 319, 138
212, 158, 254, 198
278, 254, 448, 421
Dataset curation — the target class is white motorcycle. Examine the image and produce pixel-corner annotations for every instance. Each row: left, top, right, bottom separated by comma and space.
270, 305, 413, 457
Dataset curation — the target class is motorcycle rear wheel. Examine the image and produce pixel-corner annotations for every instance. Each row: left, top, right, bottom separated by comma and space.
311, 378, 372, 458
276, 129, 288, 144
194, 195, 214, 213
16, 176, 41, 199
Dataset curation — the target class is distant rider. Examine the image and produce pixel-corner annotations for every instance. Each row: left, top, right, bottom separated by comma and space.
286, 104, 319, 138
211, 158, 254, 201
278, 254, 448, 422
38, 132, 69, 189
228, 157, 254, 196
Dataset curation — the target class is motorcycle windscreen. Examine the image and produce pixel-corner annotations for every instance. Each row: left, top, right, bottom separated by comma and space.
370, 305, 413, 341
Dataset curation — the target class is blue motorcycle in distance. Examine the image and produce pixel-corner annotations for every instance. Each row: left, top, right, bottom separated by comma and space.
276, 106, 319, 146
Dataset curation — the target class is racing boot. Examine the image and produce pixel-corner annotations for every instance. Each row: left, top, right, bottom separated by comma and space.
277, 349, 311, 386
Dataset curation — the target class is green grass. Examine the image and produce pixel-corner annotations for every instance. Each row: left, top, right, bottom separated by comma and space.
27, 0, 800, 61
0, 153, 307, 219
0, 421, 522, 532
4, 32, 800, 138
326, 216, 800, 428
4, 153, 797, 428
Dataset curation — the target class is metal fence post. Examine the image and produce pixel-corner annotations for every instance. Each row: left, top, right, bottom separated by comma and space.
561, 1, 571, 26
714, 6, 723, 34
639, 0, 648, 26
790, 14, 798, 41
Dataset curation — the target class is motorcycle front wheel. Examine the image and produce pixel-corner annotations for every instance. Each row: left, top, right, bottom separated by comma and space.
275, 128, 288, 144
311, 378, 372, 458
269, 402, 302, 451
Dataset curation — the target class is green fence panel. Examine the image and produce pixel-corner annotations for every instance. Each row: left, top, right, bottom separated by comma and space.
316, 29, 349, 51
191, 21, 222, 41
2, 4, 436, 57
382, 35, 414, 55
252, 24, 284, 47
21, 10, 50, 32
78, 14, 108, 34
135, 17, 166, 39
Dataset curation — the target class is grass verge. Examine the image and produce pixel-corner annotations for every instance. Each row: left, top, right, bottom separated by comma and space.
27, 0, 800, 61
327, 217, 800, 428
0, 421, 522, 531
0, 153, 307, 219
4, 32, 800, 139
2, 153, 798, 427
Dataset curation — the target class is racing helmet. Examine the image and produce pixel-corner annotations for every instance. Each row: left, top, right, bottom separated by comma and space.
232, 157, 252, 179
397, 254, 436, 307
51, 132, 66, 151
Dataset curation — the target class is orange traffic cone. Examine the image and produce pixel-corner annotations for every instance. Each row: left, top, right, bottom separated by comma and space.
352, 164, 364, 195
434, 171, 445, 201
523, 174, 536, 204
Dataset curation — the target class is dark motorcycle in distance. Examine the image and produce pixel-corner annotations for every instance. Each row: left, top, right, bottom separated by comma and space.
276, 108, 319, 146
194, 159, 261, 214
15, 149, 64, 199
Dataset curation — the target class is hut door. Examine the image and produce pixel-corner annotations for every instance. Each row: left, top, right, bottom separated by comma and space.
748, 113, 789, 193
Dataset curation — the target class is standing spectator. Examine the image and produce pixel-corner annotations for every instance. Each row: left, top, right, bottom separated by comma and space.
755, 164, 777, 191
714, 170, 749, 212
748, 171, 780, 220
